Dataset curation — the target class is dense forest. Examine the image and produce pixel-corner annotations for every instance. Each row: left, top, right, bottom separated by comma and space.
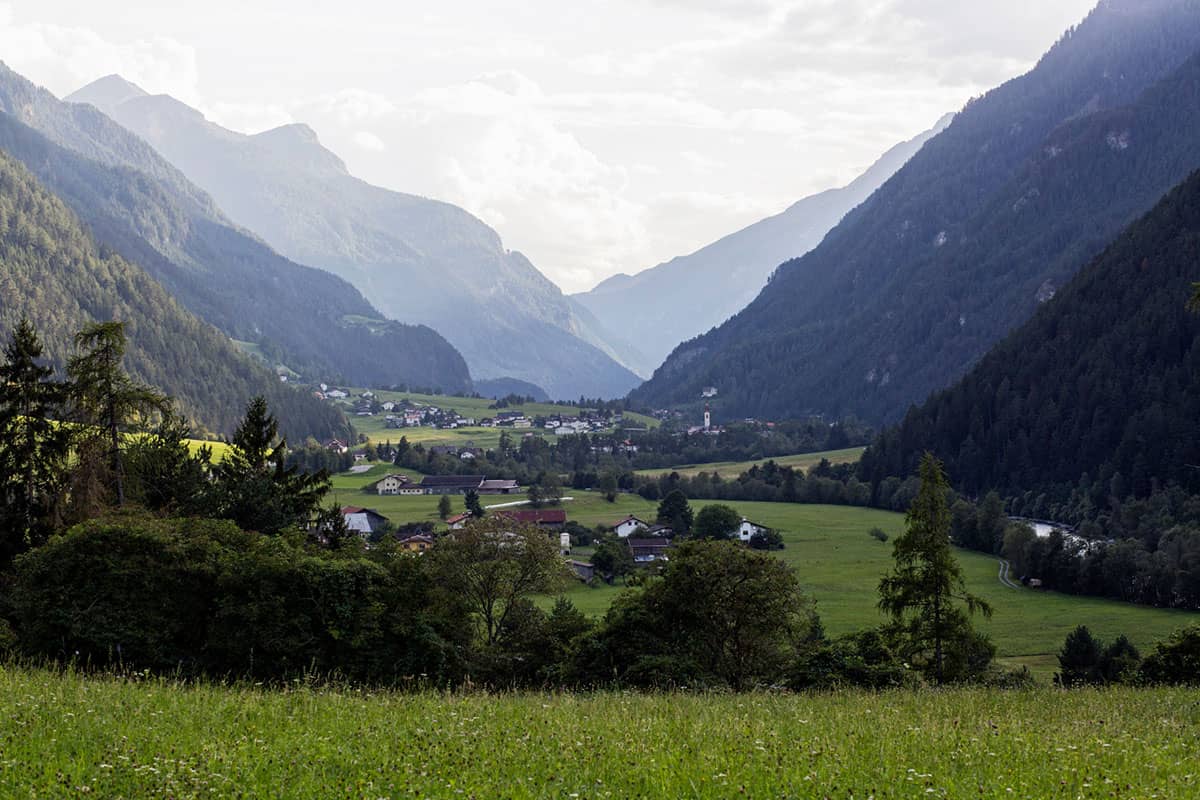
0, 63, 473, 393
859, 168, 1200, 609
632, 0, 1200, 422
0, 149, 348, 439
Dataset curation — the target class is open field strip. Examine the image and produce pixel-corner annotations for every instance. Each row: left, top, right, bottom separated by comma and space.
0, 666, 1196, 799
328, 470, 1198, 676
634, 446, 867, 478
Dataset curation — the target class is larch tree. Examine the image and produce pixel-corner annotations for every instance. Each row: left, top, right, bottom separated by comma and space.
878, 452, 993, 683
67, 321, 167, 509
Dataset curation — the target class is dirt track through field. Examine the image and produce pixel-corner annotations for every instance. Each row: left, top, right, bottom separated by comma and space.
997, 559, 1022, 590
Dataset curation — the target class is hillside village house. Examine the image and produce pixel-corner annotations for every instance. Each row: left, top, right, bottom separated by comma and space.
627, 537, 671, 563
341, 506, 390, 537
446, 513, 470, 530
376, 474, 414, 495
612, 515, 648, 538
478, 479, 520, 495
737, 518, 770, 542
496, 509, 567, 531
396, 533, 435, 553
324, 438, 349, 454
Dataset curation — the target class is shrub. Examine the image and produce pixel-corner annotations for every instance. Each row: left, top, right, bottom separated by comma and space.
869, 527, 889, 543
1142, 625, 1200, 685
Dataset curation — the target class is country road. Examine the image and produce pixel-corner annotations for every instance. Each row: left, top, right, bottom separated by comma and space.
997, 559, 1022, 590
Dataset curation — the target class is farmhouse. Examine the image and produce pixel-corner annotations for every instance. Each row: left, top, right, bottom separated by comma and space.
375, 474, 412, 495
419, 475, 486, 495
627, 537, 671, 563
737, 518, 770, 542
446, 513, 470, 530
341, 506, 390, 537
396, 533, 435, 553
496, 508, 568, 531
478, 479, 521, 495
612, 515, 648, 538
323, 438, 349, 454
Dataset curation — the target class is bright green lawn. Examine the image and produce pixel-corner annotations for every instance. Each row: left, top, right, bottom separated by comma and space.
635, 446, 867, 478
1, 666, 1197, 798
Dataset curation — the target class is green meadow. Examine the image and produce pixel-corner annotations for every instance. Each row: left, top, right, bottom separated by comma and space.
330, 468, 1198, 678
634, 446, 867, 478
1, 666, 1196, 799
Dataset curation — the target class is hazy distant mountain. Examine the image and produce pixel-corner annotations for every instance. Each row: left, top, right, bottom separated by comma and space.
0, 63, 471, 395
632, 0, 1200, 422
0, 148, 348, 441
572, 115, 952, 377
69, 77, 642, 400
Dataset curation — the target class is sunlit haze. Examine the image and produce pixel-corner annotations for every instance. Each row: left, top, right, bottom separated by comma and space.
3, 0, 1096, 292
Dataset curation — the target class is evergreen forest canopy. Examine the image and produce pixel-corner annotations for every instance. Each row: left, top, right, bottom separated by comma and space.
0, 148, 348, 439
631, 0, 1200, 423
858, 168, 1200, 609
0, 62, 473, 395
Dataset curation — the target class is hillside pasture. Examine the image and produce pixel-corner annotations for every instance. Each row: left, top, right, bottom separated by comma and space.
634, 446, 866, 478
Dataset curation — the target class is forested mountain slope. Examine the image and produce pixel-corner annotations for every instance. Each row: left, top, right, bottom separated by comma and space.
859, 168, 1200, 507
0, 63, 472, 394
631, 0, 1200, 421
0, 151, 348, 440
573, 115, 952, 377
69, 77, 641, 400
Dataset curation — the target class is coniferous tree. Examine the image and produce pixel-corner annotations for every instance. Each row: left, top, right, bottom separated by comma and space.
67, 321, 167, 508
878, 453, 993, 683
0, 319, 72, 564
656, 489, 694, 534
438, 494, 452, 521
464, 489, 485, 519
212, 396, 330, 534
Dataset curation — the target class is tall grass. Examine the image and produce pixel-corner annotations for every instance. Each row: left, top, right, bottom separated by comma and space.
1, 665, 1196, 798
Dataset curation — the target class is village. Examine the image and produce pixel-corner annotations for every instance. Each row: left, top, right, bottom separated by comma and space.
335, 466, 776, 586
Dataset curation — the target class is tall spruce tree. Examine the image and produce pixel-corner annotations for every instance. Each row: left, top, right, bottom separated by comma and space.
67, 322, 167, 508
878, 452, 993, 683
213, 396, 329, 534
0, 319, 72, 564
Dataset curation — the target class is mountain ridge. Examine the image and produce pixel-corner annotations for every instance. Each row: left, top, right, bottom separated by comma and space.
68, 79, 642, 400
631, 0, 1200, 421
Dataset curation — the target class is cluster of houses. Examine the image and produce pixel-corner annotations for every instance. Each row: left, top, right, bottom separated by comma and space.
374, 474, 521, 496
605, 514, 770, 564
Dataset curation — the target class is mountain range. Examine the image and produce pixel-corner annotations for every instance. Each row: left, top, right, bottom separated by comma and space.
0, 63, 472, 396
572, 114, 954, 377
68, 77, 641, 400
0, 147, 348, 441
631, 0, 1200, 423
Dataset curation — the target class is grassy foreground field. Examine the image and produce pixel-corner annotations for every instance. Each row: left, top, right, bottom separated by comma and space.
1, 666, 1197, 799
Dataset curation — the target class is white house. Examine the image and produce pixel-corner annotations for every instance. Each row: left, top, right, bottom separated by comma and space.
737, 518, 770, 543
376, 474, 411, 495
612, 516, 648, 538
327, 389, 348, 399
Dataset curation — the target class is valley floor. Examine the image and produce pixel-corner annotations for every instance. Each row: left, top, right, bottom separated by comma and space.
1, 666, 1196, 798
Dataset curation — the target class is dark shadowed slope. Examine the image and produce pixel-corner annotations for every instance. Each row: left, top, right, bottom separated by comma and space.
860, 168, 1200, 504
632, 0, 1200, 422
0, 150, 348, 440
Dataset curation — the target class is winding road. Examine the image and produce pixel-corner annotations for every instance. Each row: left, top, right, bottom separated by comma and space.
996, 559, 1022, 590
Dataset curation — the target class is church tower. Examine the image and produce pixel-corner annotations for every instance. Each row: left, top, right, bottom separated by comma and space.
704, 403, 711, 431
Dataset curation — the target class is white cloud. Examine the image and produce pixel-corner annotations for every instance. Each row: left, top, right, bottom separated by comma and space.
351, 130, 387, 152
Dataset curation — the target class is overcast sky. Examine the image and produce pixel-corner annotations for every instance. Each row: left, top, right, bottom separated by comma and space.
3, 0, 1096, 293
